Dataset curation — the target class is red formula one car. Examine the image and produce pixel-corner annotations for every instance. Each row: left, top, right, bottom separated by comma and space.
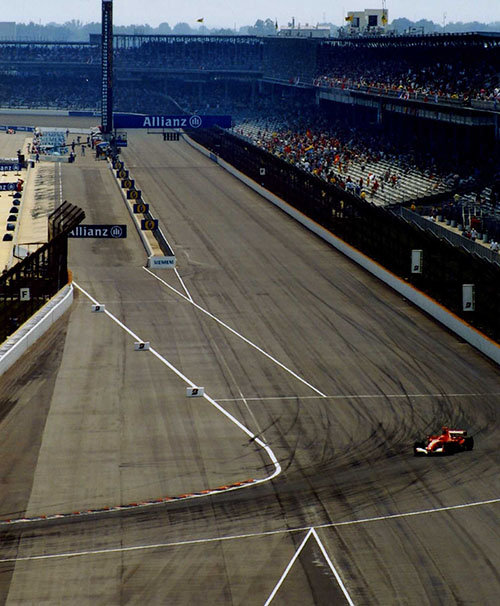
413, 426, 474, 456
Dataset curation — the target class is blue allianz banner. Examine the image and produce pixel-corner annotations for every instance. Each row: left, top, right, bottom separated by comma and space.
0, 125, 34, 132
113, 113, 231, 129
0, 183, 17, 191
0, 161, 21, 171
68, 224, 127, 238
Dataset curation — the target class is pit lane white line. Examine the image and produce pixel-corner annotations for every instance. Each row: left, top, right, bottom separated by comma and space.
264, 528, 355, 606
73, 281, 281, 478
2, 497, 499, 564
143, 267, 326, 397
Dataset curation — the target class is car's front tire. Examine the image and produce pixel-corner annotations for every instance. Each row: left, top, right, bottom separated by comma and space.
413, 441, 426, 456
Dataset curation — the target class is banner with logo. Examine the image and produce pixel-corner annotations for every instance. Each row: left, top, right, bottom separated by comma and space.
113, 113, 231, 129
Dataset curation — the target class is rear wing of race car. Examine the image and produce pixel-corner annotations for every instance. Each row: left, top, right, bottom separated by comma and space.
449, 429, 468, 437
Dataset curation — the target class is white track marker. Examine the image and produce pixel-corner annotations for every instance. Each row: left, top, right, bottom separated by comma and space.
264, 528, 356, 606
264, 528, 314, 606
74, 281, 281, 483
143, 267, 326, 397
311, 528, 356, 606
1, 497, 499, 564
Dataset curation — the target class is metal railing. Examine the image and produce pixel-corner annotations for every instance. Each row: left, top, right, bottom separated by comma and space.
392, 206, 500, 265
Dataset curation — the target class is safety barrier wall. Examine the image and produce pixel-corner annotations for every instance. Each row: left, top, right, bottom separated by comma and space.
0, 284, 73, 376
107, 159, 176, 268
0, 108, 99, 117
184, 133, 500, 366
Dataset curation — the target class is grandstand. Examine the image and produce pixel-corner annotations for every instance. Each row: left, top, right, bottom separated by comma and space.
230, 112, 456, 206
0, 30, 499, 242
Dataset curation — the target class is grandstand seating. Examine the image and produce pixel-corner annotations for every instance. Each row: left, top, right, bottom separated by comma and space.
314, 35, 500, 109
0, 32, 498, 234
231, 113, 456, 206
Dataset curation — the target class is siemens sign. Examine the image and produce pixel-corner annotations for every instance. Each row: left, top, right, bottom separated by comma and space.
113, 114, 231, 129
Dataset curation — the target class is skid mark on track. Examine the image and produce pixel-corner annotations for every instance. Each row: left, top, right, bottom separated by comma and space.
73, 281, 281, 480
216, 392, 500, 403
143, 267, 326, 397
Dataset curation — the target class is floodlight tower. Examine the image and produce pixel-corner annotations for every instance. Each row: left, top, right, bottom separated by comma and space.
101, 0, 113, 134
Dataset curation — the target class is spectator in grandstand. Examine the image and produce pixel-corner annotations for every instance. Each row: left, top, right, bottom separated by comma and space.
313, 43, 500, 109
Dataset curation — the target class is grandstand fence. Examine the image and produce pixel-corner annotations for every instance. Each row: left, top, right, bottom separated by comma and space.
189, 127, 500, 343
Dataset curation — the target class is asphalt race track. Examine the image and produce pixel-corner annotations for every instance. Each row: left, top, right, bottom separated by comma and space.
0, 120, 499, 605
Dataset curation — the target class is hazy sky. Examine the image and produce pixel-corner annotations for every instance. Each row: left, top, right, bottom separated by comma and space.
4, 0, 500, 29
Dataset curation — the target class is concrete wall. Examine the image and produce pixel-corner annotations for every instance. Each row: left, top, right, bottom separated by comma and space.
0, 284, 73, 376
184, 133, 500, 366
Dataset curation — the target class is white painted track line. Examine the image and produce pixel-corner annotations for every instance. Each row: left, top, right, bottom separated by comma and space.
143, 267, 327, 397
263, 528, 313, 605
73, 281, 281, 482
174, 266, 193, 302
2, 497, 498, 564
217, 392, 500, 403
311, 528, 356, 606
264, 527, 355, 605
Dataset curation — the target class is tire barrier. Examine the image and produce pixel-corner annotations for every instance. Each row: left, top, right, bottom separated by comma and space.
0, 478, 257, 527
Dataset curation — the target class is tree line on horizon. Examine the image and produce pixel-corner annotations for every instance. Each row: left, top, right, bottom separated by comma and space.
2, 17, 500, 41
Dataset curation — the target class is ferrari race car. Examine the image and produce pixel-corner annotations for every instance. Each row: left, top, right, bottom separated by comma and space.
414, 426, 474, 456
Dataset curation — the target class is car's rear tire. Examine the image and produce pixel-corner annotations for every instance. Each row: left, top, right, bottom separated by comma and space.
464, 436, 474, 451
443, 442, 457, 455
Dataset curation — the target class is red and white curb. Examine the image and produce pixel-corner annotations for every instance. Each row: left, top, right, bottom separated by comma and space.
0, 478, 258, 527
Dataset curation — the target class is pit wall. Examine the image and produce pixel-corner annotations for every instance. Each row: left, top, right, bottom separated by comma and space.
183, 134, 500, 367
0, 284, 73, 376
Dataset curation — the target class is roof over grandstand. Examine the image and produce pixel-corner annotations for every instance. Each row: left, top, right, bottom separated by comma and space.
0, 30, 498, 48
